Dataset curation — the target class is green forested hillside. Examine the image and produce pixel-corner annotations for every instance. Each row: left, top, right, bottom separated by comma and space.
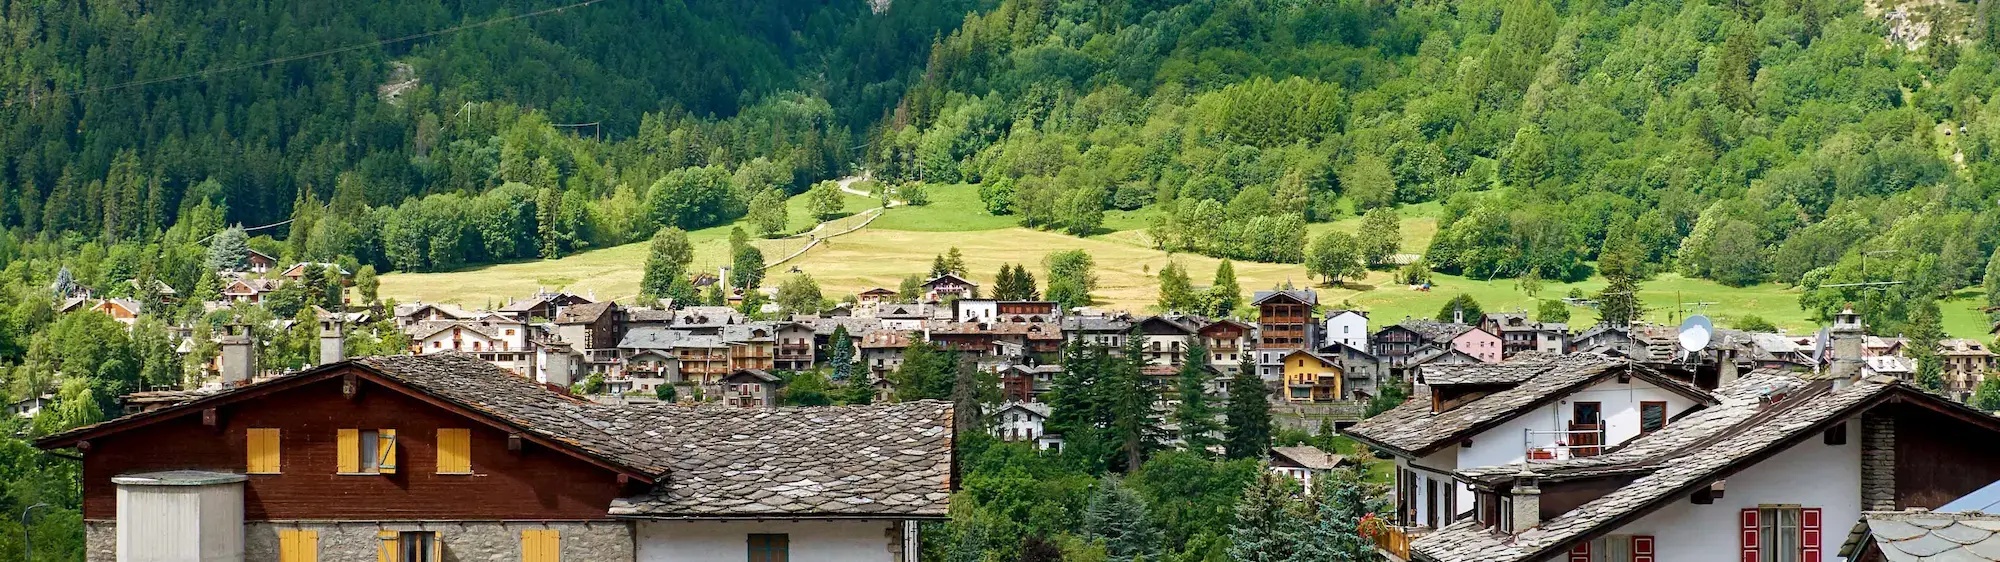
870, 0, 2000, 337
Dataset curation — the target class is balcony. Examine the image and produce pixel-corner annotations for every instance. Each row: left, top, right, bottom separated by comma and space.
1372, 525, 1424, 561
1525, 426, 1608, 461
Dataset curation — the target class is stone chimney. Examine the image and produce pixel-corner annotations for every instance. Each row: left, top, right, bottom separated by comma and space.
319, 318, 345, 366
1830, 305, 1865, 379
542, 341, 576, 389
219, 323, 258, 386
1511, 468, 1543, 533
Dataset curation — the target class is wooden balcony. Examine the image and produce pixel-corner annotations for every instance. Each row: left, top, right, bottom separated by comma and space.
1374, 525, 1423, 561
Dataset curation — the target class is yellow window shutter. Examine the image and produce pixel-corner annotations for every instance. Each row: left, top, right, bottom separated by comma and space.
337, 429, 360, 473
377, 429, 398, 474
522, 529, 560, 562
377, 530, 398, 562
438, 428, 470, 474
280, 529, 297, 562
301, 530, 318, 562
247, 428, 280, 473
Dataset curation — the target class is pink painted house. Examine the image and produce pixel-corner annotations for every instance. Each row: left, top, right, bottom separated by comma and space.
1451, 326, 1504, 363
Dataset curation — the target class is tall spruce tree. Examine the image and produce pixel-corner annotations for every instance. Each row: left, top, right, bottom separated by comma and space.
1293, 468, 1375, 562
1158, 261, 1196, 312
1083, 477, 1162, 562
1109, 328, 1161, 471
1226, 471, 1304, 562
1210, 260, 1242, 317
831, 325, 856, 381
1224, 366, 1273, 459
1176, 344, 1221, 454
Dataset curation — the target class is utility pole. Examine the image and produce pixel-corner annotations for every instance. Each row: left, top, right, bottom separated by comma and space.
22, 503, 48, 561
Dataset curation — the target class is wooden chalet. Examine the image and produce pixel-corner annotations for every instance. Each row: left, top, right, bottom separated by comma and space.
36, 354, 952, 562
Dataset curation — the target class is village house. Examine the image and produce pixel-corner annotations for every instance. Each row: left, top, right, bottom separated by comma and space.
991, 401, 1051, 446
496, 290, 594, 322
877, 303, 933, 331
1063, 313, 1135, 348
277, 262, 352, 284
1254, 288, 1320, 380
1396, 367, 2000, 562
1136, 315, 1203, 367
1269, 445, 1350, 493
392, 302, 478, 330
1316, 340, 1386, 400
1200, 318, 1255, 375
1279, 349, 1345, 403
1324, 309, 1369, 350
856, 287, 898, 307
921, 273, 978, 302
860, 330, 916, 376
408, 317, 538, 376
555, 301, 626, 375
220, 277, 283, 304
1479, 312, 1568, 357
668, 306, 743, 336
1939, 338, 1996, 397
243, 249, 277, 274
90, 298, 144, 327
721, 369, 781, 408
1345, 354, 1713, 549
773, 321, 816, 371
34, 354, 951, 562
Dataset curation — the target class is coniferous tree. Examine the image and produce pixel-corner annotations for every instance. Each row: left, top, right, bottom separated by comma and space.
1108, 329, 1162, 471
1176, 344, 1220, 454
354, 265, 379, 304
207, 227, 251, 272
1157, 261, 1197, 312
1210, 260, 1243, 317
1083, 477, 1162, 562
1973, 376, 2000, 411
1909, 299, 1947, 393
1293, 468, 1375, 562
1226, 471, 1303, 562
1224, 365, 1273, 459
831, 325, 856, 381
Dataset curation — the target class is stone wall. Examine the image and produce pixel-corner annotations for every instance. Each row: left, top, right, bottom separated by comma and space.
84, 520, 115, 562
1862, 411, 1897, 511
246, 520, 633, 561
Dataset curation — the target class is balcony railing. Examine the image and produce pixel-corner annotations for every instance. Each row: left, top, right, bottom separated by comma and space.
1373, 525, 1424, 561
1525, 426, 1608, 461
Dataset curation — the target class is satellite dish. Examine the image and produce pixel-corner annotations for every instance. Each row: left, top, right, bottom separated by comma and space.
1678, 315, 1714, 353
1811, 327, 1832, 364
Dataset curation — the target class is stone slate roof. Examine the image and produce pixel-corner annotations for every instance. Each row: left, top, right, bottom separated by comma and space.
1063, 314, 1134, 333
1345, 356, 1665, 456
41, 354, 956, 519
554, 301, 617, 324
1417, 353, 1612, 386
1847, 511, 2000, 561
1401, 319, 1476, 342
1251, 288, 1318, 306
1412, 374, 1902, 562
353, 355, 667, 476
1270, 446, 1348, 470
599, 400, 953, 519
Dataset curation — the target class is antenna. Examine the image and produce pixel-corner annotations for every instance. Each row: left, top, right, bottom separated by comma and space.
1678, 315, 1713, 355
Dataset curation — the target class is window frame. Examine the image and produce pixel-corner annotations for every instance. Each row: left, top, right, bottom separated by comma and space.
747, 533, 790, 562
1758, 505, 1803, 562
1639, 401, 1668, 433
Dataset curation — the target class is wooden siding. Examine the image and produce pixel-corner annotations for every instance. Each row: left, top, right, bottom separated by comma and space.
80, 372, 624, 521
1893, 404, 2000, 510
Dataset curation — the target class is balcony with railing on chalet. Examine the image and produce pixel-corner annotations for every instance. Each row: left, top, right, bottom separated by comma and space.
776, 343, 812, 359
1524, 426, 1608, 461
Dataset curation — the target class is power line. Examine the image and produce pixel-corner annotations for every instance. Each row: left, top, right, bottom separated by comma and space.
15, 0, 614, 106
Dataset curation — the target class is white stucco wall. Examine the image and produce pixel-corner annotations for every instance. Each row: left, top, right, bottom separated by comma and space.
1326, 313, 1368, 350
1453, 378, 1702, 519
637, 520, 900, 562
1402, 448, 1464, 527
1566, 417, 1861, 562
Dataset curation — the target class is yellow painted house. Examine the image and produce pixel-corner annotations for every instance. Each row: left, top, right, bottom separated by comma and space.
1280, 349, 1343, 402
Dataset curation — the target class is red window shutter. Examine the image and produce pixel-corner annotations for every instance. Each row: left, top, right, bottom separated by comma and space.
1633, 535, 1656, 562
1568, 542, 1590, 562
1802, 507, 1822, 562
1742, 508, 1761, 562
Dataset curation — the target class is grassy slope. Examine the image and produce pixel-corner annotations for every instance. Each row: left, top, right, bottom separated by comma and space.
381, 184, 1996, 339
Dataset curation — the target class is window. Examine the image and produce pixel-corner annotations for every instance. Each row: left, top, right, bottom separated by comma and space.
279, 529, 318, 562
338, 429, 398, 474
748, 534, 789, 562
247, 428, 281, 474
436, 428, 471, 474
1748, 506, 1821, 562
521, 529, 560, 562
1573, 402, 1603, 426
378, 531, 438, 562
1640, 402, 1667, 433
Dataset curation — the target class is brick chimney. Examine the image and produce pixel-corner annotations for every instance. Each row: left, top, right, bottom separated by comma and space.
318, 318, 345, 366
219, 323, 258, 386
